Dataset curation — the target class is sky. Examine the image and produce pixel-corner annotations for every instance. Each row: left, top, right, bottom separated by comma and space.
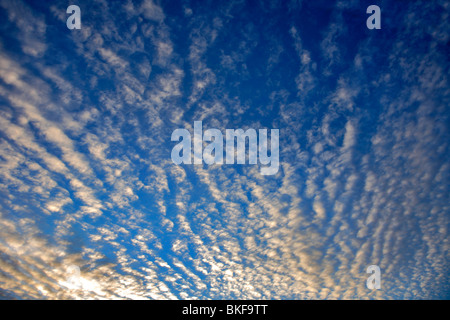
0, 0, 449, 300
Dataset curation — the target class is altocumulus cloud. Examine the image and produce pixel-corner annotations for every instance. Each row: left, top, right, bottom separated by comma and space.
0, 0, 449, 299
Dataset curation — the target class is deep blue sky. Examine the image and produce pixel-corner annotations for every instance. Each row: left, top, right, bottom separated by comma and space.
0, 0, 449, 299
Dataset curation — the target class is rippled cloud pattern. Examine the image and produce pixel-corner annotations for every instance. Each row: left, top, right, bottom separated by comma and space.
0, 0, 449, 299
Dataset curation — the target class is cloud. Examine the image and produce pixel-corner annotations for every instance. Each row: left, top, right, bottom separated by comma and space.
0, 0, 47, 57
0, 0, 448, 300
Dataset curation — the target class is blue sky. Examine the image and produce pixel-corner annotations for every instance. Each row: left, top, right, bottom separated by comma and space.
0, 0, 449, 299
